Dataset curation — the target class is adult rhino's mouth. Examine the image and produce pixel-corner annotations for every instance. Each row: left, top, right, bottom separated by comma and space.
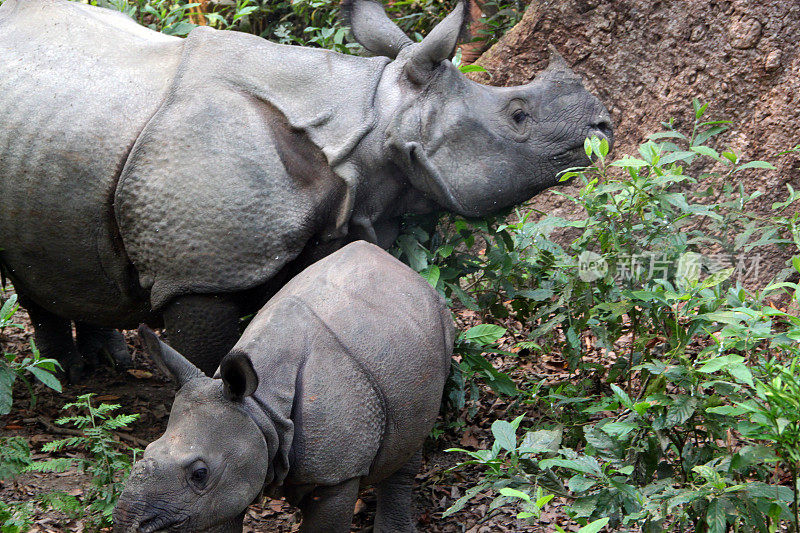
137, 515, 188, 533
554, 124, 616, 170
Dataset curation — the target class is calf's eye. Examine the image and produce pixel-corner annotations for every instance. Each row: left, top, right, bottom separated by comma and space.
189, 463, 209, 488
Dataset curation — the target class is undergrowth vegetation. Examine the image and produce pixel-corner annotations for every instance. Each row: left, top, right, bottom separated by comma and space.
392, 102, 800, 531
63, 0, 521, 53
0, 395, 139, 532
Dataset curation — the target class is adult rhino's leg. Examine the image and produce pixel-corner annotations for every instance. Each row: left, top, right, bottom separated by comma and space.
298, 478, 360, 533
75, 324, 132, 369
161, 294, 241, 376
374, 450, 421, 533
21, 298, 85, 383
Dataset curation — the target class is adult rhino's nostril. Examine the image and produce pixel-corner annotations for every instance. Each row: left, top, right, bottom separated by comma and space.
590, 119, 613, 139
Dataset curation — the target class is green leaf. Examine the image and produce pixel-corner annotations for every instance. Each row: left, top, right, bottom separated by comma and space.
520, 428, 562, 454
693, 99, 708, 120
700, 267, 734, 289
693, 464, 723, 487
610, 383, 633, 409
648, 131, 687, 141
491, 420, 518, 452
461, 353, 518, 396
633, 401, 651, 416
706, 405, 748, 416
665, 395, 696, 427
745, 482, 793, 502
27, 366, 62, 392
462, 324, 507, 345
699, 355, 745, 373
459, 64, 487, 73
0, 366, 15, 416
691, 145, 721, 160
396, 234, 428, 272
600, 420, 638, 437
726, 363, 753, 387
599, 137, 609, 158
735, 160, 776, 172
705, 499, 726, 533
516, 288, 553, 301
420, 265, 440, 288
498, 487, 531, 502
568, 474, 596, 493
442, 484, 487, 518
610, 156, 650, 168
535, 493, 555, 508
668, 489, 705, 510
540, 457, 602, 477
0, 293, 18, 322
162, 21, 196, 36
577, 517, 610, 533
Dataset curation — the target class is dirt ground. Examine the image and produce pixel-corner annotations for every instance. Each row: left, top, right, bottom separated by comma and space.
0, 289, 589, 533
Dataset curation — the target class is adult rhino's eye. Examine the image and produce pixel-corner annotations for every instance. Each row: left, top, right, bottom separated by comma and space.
503, 99, 532, 141
189, 463, 209, 488
512, 109, 528, 124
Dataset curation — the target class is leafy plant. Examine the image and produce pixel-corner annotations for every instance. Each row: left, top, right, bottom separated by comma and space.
0, 436, 32, 482
25, 394, 140, 530
0, 500, 34, 533
426, 102, 800, 530
0, 294, 62, 415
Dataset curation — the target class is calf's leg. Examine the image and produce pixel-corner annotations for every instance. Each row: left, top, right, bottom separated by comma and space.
374, 450, 421, 533
161, 294, 241, 376
298, 478, 360, 533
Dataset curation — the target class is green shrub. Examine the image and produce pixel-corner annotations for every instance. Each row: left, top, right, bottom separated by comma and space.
0, 294, 62, 415
27, 394, 140, 529
397, 102, 800, 530
0, 395, 140, 531
73, 0, 521, 55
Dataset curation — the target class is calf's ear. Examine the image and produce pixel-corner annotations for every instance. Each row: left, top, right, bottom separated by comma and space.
138, 325, 204, 387
403, 0, 470, 85
220, 351, 259, 402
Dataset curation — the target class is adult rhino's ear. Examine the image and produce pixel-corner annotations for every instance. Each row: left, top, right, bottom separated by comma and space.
138, 325, 204, 387
403, 0, 470, 85
219, 351, 259, 402
341, 0, 413, 59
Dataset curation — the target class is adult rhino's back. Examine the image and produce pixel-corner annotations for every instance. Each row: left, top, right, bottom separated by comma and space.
0, 0, 183, 325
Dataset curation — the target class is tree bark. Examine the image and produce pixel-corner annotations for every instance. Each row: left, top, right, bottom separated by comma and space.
471, 0, 800, 283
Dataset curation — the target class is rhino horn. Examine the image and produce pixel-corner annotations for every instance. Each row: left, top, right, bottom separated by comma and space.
341, 0, 413, 59
138, 325, 204, 387
403, 0, 471, 85
534, 44, 584, 83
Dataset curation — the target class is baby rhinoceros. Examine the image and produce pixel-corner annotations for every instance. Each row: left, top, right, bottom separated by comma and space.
113, 241, 454, 533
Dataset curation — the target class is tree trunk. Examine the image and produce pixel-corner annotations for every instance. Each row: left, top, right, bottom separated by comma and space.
471, 0, 800, 284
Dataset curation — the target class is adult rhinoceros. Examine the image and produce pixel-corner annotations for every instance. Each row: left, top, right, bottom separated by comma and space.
0, 0, 612, 379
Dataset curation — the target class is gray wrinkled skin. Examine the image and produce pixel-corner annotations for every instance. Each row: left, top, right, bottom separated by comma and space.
0, 0, 612, 375
114, 242, 454, 533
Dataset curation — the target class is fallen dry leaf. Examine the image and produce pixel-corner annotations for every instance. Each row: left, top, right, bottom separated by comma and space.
93, 395, 119, 402
127, 369, 153, 379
